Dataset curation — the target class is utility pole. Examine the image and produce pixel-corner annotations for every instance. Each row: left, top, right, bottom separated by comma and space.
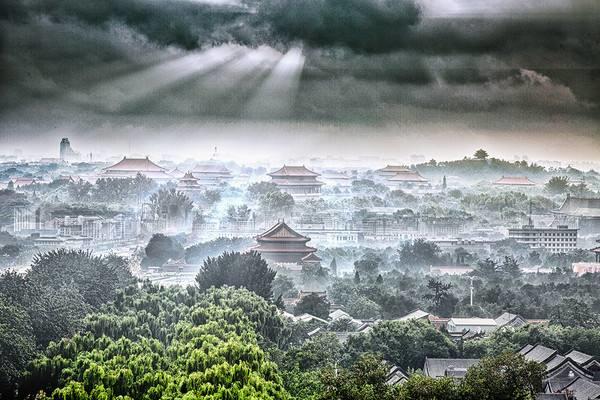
469, 276, 475, 307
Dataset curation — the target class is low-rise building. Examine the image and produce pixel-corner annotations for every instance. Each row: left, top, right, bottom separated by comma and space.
447, 318, 498, 334
423, 358, 480, 379
508, 224, 578, 254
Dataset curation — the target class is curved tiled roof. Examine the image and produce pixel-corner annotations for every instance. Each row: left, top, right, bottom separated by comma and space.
377, 165, 411, 173
521, 344, 557, 363
103, 156, 166, 172
387, 170, 428, 182
192, 161, 231, 175
301, 252, 322, 262
257, 221, 310, 242
564, 350, 594, 366
268, 165, 320, 177
423, 358, 480, 378
554, 196, 600, 217
493, 176, 536, 186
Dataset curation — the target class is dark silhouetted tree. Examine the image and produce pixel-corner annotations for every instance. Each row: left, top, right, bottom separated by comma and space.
196, 251, 276, 300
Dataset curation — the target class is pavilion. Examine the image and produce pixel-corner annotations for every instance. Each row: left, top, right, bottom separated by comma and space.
177, 172, 203, 194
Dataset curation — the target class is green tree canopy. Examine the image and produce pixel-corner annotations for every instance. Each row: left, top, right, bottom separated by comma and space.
143, 233, 185, 267
461, 352, 545, 400
294, 293, 330, 319
474, 149, 489, 160
196, 251, 276, 300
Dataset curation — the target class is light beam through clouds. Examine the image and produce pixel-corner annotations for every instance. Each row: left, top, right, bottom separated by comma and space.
244, 47, 306, 120
80, 45, 244, 112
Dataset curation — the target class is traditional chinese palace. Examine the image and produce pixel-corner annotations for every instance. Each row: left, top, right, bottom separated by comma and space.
268, 165, 324, 197
251, 221, 320, 265
100, 156, 172, 181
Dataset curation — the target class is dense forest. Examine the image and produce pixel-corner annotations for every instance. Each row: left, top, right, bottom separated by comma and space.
2, 247, 600, 399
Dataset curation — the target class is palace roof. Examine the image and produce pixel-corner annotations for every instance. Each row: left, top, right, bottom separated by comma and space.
192, 161, 232, 175
553, 195, 600, 217
256, 221, 311, 243
269, 179, 325, 186
168, 168, 186, 179
301, 252, 322, 262
493, 176, 536, 186
178, 172, 200, 186
103, 156, 166, 172
387, 170, 428, 182
377, 165, 411, 173
268, 165, 320, 177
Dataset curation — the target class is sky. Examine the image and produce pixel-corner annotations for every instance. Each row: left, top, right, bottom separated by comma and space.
0, 0, 599, 162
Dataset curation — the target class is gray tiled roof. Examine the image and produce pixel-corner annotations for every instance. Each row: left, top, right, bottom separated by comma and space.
386, 365, 409, 385
535, 394, 568, 400
546, 355, 566, 371
565, 350, 594, 365
522, 345, 557, 363
423, 358, 480, 378
563, 377, 600, 399
519, 344, 534, 355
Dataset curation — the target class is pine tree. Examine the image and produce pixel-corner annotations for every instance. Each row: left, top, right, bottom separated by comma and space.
329, 257, 338, 277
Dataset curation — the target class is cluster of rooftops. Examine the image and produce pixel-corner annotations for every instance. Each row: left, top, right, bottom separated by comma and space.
98, 157, 544, 187
281, 301, 600, 397
520, 344, 600, 399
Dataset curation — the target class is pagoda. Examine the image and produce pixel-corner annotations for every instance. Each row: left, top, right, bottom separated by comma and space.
177, 172, 203, 194
267, 165, 324, 197
251, 221, 318, 264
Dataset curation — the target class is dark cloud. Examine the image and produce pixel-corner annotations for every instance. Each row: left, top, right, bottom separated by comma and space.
0, 0, 599, 136
258, 0, 421, 52
1, 0, 254, 49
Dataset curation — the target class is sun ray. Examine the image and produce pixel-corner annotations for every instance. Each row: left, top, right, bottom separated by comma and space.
243, 47, 306, 120
83, 45, 244, 112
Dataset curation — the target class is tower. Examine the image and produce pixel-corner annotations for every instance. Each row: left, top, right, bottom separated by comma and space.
59, 138, 78, 161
